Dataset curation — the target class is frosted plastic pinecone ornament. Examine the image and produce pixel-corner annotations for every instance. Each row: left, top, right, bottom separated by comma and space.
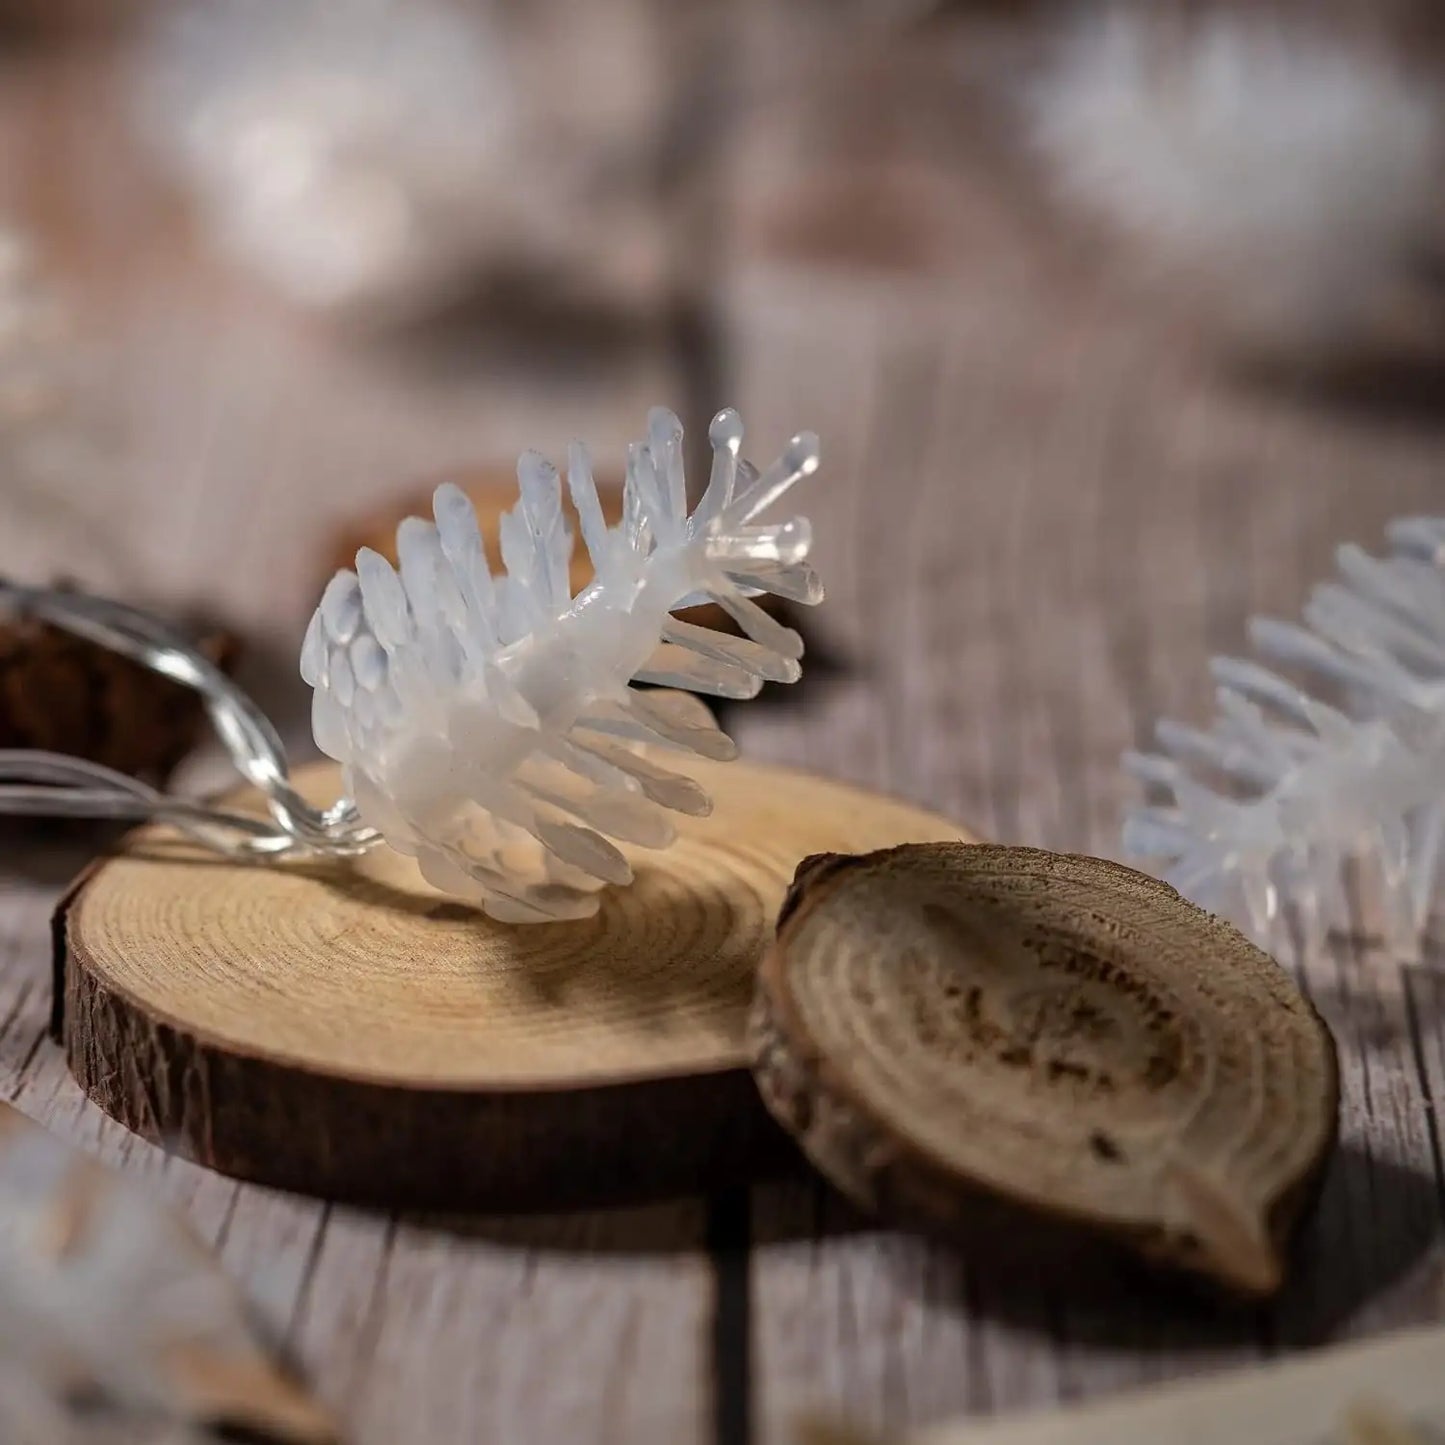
1124, 516, 1445, 959
136, 0, 514, 317
304, 406, 823, 922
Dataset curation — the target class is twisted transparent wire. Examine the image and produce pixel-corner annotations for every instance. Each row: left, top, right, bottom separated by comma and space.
0, 581, 376, 862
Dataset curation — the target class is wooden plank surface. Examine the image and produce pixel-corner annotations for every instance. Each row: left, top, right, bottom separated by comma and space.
3, 21, 1445, 1445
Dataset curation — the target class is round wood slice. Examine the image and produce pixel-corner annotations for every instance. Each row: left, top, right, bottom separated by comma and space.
749, 844, 1340, 1298
53, 759, 970, 1210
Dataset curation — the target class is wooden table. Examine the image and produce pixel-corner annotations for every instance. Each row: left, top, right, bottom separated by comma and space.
3, 24, 1445, 1445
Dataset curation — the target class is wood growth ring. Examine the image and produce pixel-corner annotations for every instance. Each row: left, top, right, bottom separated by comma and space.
750, 843, 1340, 1297
54, 758, 969, 1210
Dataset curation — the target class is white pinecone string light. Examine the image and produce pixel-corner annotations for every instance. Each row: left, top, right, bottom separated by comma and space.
1124, 517, 1445, 959
1024, 10, 1445, 353
303, 406, 823, 923
137, 0, 514, 317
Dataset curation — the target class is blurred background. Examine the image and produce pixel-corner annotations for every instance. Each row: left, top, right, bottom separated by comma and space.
2, 0, 1444, 839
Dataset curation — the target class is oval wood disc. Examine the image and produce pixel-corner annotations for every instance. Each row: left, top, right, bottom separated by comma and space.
749, 844, 1340, 1297
53, 759, 969, 1210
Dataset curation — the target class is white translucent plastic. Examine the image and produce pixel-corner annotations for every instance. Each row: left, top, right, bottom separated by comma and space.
1025, 11, 1442, 352
138, 0, 513, 316
1124, 516, 1445, 959
303, 407, 824, 922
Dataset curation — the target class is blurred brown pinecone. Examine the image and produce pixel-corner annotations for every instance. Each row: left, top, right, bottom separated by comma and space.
0, 605, 238, 784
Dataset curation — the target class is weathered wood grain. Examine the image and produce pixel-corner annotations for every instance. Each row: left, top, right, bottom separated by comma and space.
728, 223, 1445, 1440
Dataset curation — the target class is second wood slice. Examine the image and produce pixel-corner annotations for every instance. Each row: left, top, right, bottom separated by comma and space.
54, 757, 968, 1210
751, 845, 1339, 1297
